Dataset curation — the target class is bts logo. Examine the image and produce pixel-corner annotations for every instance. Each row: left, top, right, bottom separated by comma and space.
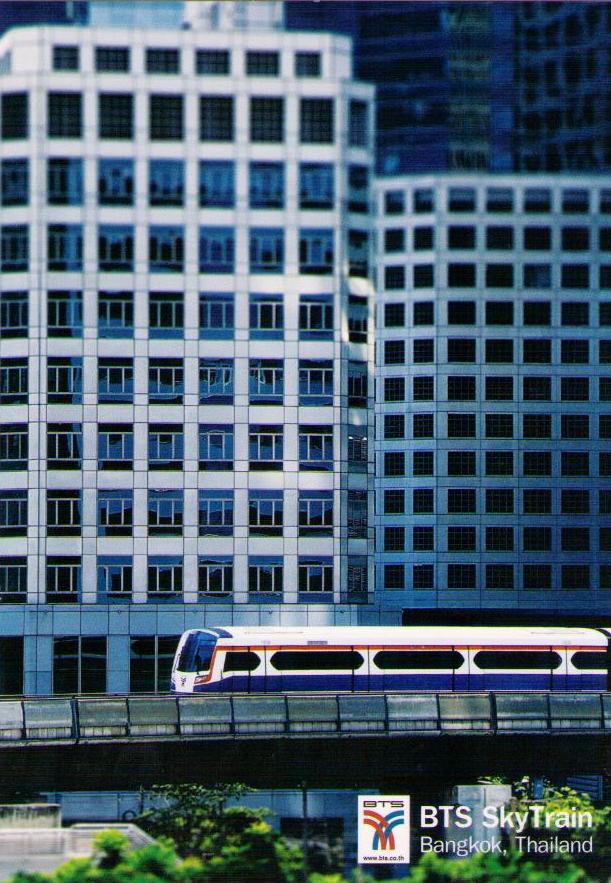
357, 796, 410, 864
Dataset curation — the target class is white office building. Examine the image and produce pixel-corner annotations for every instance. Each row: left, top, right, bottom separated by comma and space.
376, 175, 611, 622
0, 4, 376, 694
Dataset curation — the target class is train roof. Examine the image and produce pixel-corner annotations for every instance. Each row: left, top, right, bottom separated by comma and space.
193, 625, 606, 647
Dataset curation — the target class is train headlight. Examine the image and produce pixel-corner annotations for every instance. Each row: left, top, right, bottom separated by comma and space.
194, 675, 208, 685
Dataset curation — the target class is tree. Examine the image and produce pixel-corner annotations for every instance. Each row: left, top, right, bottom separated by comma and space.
409, 850, 591, 883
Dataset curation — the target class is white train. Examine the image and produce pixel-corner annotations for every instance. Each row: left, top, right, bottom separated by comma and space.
170, 625, 611, 693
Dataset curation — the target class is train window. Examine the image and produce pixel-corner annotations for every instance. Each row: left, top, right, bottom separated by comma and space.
177, 631, 217, 673
373, 650, 464, 670
223, 651, 260, 672
473, 650, 561, 670
571, 651, 607, 671
270, 650, 363, 671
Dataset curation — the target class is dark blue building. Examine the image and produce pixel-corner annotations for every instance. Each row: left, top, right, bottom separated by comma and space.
0, 2, 88, 35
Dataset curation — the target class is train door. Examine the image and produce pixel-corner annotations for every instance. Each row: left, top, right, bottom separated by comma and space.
553, 646, 568, 692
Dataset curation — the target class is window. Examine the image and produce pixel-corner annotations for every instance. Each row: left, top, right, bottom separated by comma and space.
412, 526, 433, 552
149, 226, 184, 273
384, 377, 404, 402
448, 451, 476, 476
413, 265, 434, 287
562, 188, 589, 214
199, 227, 234, 273
348, 295, 367, 342
448, 413, 475, 437
446, 488, 475, 515
414, 227, 433, 250
524, 188, 551, 213
523, 339, 551, 363
413, 450, 433, 474
561, 339, 589, 364
447, 526, 476, 552
348, 429, 367, 471
349, 230, 368, 278
413, 376, 434, 401
295, 51, 321, 77
347, 490, 367, 538
562, 302, 589, 326
53, 636, 106, 693
523, 527, 551, 552
199, 160, 234, 208
0, 423, 27, 471
47, 423, 81, 469
561, 414, 589, 438
414, 414, 434, 438
148, 291, 183, 338
249, 490, 283, 536
98, 490, 133, 537
199, 424, 233, 471
299, 425, 332, 471
487, 187, 513, 212
601, 341, 611, 363
414, 302, 434, 325
447, 339, 476, 362
0, 358, 27, 404
98, 424, 133, 470
486, 227, 514, 249
299, 228, 334, 274
1, 93, 27, 139
47, 224, 82, 271
601, 416, 611, 439
448, 301, 475, 324
413, 488, 433, 514
98, 159, 133, 206
523, 489, 552, 514
561, 452, 589, 477
249, 162, 283, 209
199, 358, 233, 405
130, 636, 180, 692
299, 359, 333, 406
486, 264, 514, 287
98, 290, 133, 338
198, 491, 233, 537
47, 489, 80, 536
300, 163, 334, 209
385, 267, 404, 290
414, 339, 434, 363
449, 187, 475, 212
148, 489, 183, 536
53, 45, 79, 70
523, 264, 551, 289
561, 565, 589, 590
98, 93, 133, 139
385, 525, 404, 552
523, 452, 551, 476
384, 489, 404, 515
601, 379, 611, 402
486, 376, 513, 400
486, 489, 514, 514
149, 160, 183, 207
486, 527, 514, 551
96, 47, 130, 72
198, 558, 233, 598
562, 489, 590, 514
299, 490, 333, 537
0, 290, 27, 337
47, 557, 81, 603
148, 424, 183, 470
146, 47, 179, 73
523, 301, 551, 325
300, 98, 333, 143
561, 264, 589, 289
250, 97, 283, 142
47, 357, 82, 404
485, 339, 513, 363
48, 92, 81, 137
199, 96, 233, 141
48, 158, 82, 205
562, 226, 589, 251
448, 226, 475, 249
98, 557, 132, 602
246, 50, 279, 76
148, 556, 182, 599
249, 557, 283, 596
98, 225, 134, 271
0, 559, 26, 603
384, 191, 404, 214
250, 294, 283, 339
349, 100, 368, 147
485, 451, 513, 476
524, 376, 551, 400
250, 227, 284, 273
299, 558, 333, 596
524, 226, 551, 250
385, 340, 404, 365
0, 490, 27, 536
384, 451, 404, 477
384, 565, 404, 590
348, 164, 369, 213
196, 50, 229, 75
148, 358, 183, 403
1, 158, 28, 206
249, 359, 283, 404
523, 414, 551, 438
199, 292, 234, 339
1, 225, 28, 271
447, 564, 476, 589
149, 95, 183, 139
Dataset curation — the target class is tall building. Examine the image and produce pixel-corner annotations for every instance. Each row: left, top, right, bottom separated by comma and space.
0, 4, 375, 695
0, 2, 88, 35
375, 175, 611, 622
286, 1, 515, 174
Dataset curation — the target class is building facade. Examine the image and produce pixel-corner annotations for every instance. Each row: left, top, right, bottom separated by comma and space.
0, 13, 375, 694
375, 175, 611, 621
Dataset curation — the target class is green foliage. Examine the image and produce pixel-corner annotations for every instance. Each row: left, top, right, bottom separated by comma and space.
409, 849, 591, 882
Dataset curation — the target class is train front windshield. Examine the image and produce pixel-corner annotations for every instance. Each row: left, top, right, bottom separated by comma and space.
177, 631, 217, 673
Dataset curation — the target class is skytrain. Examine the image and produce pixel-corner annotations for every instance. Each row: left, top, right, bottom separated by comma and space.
170, 626, 611, 693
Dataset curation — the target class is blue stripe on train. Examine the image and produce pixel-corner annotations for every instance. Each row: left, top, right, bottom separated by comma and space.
189, 672, 607, 693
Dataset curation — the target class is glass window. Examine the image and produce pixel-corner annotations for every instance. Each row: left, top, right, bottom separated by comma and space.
250, 294, 283, 339
199, 96, 233, 140
148, 556, 182, 600
98, 158, 134, 206
199, 358, 233, 404
98, 423, 133, 470
46, 489, 81, 536
199, 160, 234, 208
249, 490, 283, 536
196, 50, 229, 75
349, 99, 368, 147
98, 556, 132, 602
300, 98, 334, 143
47, 356, 82, 404
296, 51, 320, 77
1, 158, 28, 206
198, 491, 233, 537
249, 359, 283, 404
0, 561, 27, 604
298, 557, 333, 595
299, 163, 333, 209
249, 424, 284, 470
448, 187, 476, 212
249, 162, 284, 209
98, 225, 134, 271
130, 636, 180, 692
98, 290, 133, 338
48, 157, 82, 205
148, 358, 183, 403
53, 45, 79, 71
149, 291, 183, 338
249, 227, 283, 273
523, 264, 551, 288
199, 558, 233, 598
0, 423, 27, 471
299, 294, 333, 340
486, 187, 513, 212
47, 224, 82, 271
199, 227, 234, 273
146, 47, 180, 73
98, 93, 133, 139
47, 423, 82, 469
199, 424, 233, 471
299, 228, 334, 274
148, 489, 183, 536
47, 558, 82, 604
299, 359, 333, 406
248, 556, 283, 596
149, 225, 184, 272
0, 490, 27, 536
149, 94, 183, 140
298, 424, 332, 471
95, 47, 130, 72
148, 424, 183, 470
299, 490, 333, 536
524, 188, 551, 212
246, 51, 279, 76
97, 490, 133, 537
1, 225, 28, 272
53, 636, 106, 693
199, 292, 234, 339
0, 358, 28, 404
0, 290, 27, 338
1, 93, 28, 139
250, 97, 283, 142
48, 92, 81, 137
149, 160, 183, 206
